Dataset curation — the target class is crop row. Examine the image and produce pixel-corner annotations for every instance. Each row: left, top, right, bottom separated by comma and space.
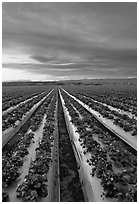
2, 85, 54, 111
2, 87, 137, 202
74, 93, 136, 135
2, 90, 53, 131
2, 91, 56, 201
16, 95, 57, 201
3, 91, 43, 112
61, 88, 137, 136
3, 89, 85, 202
62, 84, 137, 115
60, 89, 137, 202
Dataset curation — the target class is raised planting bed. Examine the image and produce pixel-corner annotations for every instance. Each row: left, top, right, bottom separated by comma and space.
2, 85, 54, 111
2, 89, 54, 147
60, 88, 137, 151
2, 91, 47, 116
2, 89, 54, 131
76, 95, 137, 134
14, 94, 60, 202
62, 80, 137, 117
59, 89, 137, 202
2, 91, 58, 202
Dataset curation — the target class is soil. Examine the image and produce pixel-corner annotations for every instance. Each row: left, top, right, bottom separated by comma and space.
58, 93, 84, 202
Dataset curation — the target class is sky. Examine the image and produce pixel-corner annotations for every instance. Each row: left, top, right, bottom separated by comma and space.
2, 2, 137, 81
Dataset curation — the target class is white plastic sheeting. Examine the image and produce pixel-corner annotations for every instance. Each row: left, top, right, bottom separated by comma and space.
3, 91, 47, 116
2, 89, 54, 148
82, 95, 137, 120
59, 90, 113, 202
7, 96, 60, 202
61, 88, 137, 151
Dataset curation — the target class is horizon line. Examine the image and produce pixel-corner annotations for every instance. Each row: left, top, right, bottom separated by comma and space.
2, 76, 137, 83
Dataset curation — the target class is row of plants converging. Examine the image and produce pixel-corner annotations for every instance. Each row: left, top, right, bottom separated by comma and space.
3, 92, 43, 112
2, 132, 35, 201
2, 91, 55, 201
62, 84, 137, 116
16, 95, 57, 201
2, 90, 52, 131
80, 94, 136, 119
80, 92, 137, 115
62, 89, 137, 136
2, 85, 54, 111
68, 82, 137, 114
60, 89, 137, 202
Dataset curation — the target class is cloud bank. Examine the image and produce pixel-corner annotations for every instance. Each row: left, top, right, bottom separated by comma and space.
2, 2, 137, 81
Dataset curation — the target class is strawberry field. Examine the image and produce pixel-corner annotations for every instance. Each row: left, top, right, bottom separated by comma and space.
2, 80, 137, 202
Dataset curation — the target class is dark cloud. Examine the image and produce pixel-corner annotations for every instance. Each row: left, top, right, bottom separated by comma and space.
31, 55, 55, 63
2, 2, 137, 80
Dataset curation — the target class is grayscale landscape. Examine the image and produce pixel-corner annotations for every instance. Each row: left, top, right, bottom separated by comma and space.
2, 2, 137, 202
